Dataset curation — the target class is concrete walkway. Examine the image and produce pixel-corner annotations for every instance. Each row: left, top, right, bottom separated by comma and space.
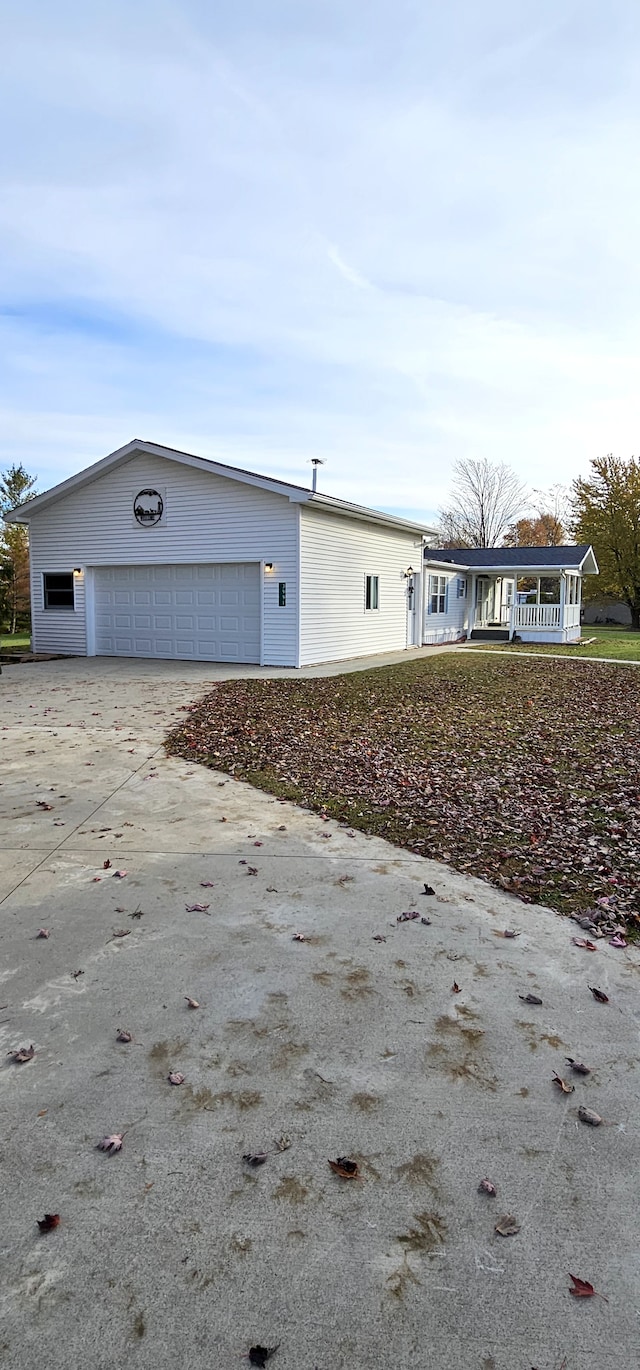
1, 659, 638, 1369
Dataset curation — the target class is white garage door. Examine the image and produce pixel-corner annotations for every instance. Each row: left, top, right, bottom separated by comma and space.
93, 564, 261, 662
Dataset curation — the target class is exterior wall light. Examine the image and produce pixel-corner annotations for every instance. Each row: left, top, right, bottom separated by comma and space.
265, 562, 273, 570
73, 568, 82, 575
403, 566, 414, 578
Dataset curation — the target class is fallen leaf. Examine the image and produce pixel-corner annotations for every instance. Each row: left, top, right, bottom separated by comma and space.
253, 841, 263, 847
103, 859, 112, 870
219, 816, 227, 822
552, 1073, 575, 1094
8, 1044, 35, 1064
328, 1157, 360, 1179
478, 1178, 497, 1195
372, 934, 387, 942
36, 928, 50, 939
292, 933, 306, 942
451, 982, 461, 994
37, 1109, 48, 1117
168, 1072, 185, 1085
116, 1029, 133, 1043
91, 877, 102, 882
578, 1106, 602, 1126
569, 1273, 608, 1300
184, 996, 200, 1009
266, 886, 278, 893
185, 903, 210, 913
37, 1213, 60, 1233
572, 937, 597, 951
397, 910, 420, 922
247, 866, 258, 876
113, 870, 128, 878
278, 825, 287, 831
422, 884, 435, 895
589, 986, 609, 1003
609, 934, 627, 948
566, 1058, 591, 1075
97, 1133, 124, 1155
274, 1135, 291, 1151
200, 881, 215, 888
243, 1152, 268, 1167
111, 929, 130, 939
497, 929, 520, 938
72, 969, 84, 979
248, 1347, 279, 1368
36, 801, 53, 811
495, 1214, 520, 1236
519, 993, 543, 1005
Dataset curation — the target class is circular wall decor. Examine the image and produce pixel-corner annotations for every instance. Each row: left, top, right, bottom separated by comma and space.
134, 489, 164, 526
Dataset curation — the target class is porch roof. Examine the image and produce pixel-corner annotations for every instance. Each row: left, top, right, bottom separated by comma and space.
424, 544, 598, 575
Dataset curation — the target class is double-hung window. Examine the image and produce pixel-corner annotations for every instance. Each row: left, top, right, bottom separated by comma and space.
365, 574, 379, 611
429, 574, 447, 614
456, 577, 467, 598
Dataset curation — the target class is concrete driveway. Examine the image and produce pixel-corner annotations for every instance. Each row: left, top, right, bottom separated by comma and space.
1, 658, 638, 1369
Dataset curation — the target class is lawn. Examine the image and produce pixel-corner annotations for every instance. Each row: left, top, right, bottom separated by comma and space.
167, 653, 640, 934
0, 631, 31, 651
466, 625, 640, 661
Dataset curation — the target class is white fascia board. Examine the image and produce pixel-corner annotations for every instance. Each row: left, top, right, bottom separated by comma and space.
5, 439, 312, 522
424, 557, 470, 573
307, 494, 436, 537
578, 547, 599, 574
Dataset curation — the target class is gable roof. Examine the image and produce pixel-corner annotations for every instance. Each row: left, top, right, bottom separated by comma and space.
6, 438, 436, 538
425, 545, 599, 574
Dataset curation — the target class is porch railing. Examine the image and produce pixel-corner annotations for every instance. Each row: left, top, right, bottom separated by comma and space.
514, 604, 561, 629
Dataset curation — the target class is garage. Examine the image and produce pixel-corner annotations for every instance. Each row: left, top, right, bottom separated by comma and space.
92, 563, 261, 662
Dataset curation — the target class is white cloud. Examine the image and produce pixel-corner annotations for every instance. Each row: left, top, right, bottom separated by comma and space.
2, 0, 640, 513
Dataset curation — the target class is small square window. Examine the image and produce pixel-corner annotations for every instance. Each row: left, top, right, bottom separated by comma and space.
365, 574, 379, 611
43, 572, 75, 610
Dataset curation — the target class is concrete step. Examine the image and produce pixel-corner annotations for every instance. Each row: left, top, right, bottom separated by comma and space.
469, 628, 510, 641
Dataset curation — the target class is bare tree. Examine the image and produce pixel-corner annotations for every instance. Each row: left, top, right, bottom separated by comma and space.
438, 458, 528, 548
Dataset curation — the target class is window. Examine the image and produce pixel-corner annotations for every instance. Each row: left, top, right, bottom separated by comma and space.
43, 572, 75, 610
365, 574, 379, 611
456, 577, 467, 598
278, 582, 287, 607
429, 575, 447, 614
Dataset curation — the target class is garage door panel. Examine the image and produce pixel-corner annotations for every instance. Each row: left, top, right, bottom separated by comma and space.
93, 564, 260, 663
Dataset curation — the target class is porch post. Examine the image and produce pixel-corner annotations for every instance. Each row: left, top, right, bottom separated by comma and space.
468, 575, 476, 636
559, 572, 566, 639
509, 576, 517, 639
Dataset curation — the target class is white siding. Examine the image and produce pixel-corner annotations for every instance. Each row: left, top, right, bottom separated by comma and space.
423, 570, 468, 644
27, 452, 298, 665
299, 507, 417, 666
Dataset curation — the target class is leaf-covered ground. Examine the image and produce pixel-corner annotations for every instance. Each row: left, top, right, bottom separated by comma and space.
166, 654, 640, 932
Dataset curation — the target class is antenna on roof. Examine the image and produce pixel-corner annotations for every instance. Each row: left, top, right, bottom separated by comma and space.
309, 458, 325, 493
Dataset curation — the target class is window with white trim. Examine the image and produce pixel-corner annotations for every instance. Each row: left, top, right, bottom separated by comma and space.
43, 572, 75, 610
456, 577, 467, 598
428, 574, 447, 614
365, 574, 379, 611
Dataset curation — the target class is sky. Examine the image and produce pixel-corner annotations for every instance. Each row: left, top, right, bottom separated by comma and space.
2, 1, 640, 523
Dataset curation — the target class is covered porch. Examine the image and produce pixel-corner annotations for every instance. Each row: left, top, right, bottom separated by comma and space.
468, 569, 582, 643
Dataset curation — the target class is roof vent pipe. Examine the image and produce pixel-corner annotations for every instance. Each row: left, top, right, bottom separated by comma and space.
309, 458, 325, 492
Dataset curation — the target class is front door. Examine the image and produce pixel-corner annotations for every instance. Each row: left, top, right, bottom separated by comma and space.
476, 577, 494, 626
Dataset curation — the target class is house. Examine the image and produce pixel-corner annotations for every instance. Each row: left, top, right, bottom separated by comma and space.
423, 545, 599, 645
7, 439, 436, 667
